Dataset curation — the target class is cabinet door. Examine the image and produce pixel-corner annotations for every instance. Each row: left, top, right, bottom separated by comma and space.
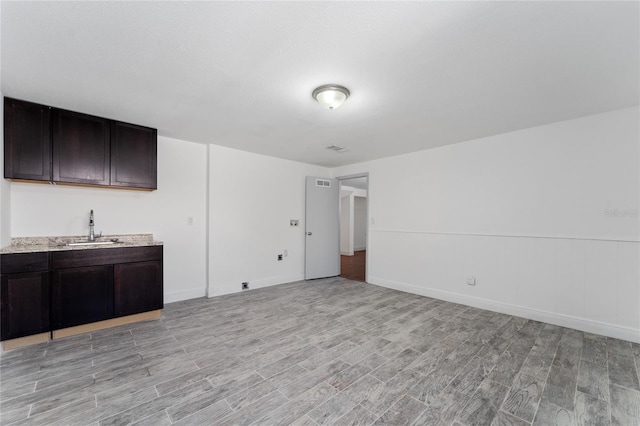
51, 265, 114, 329
3, 97, 51, 181
0, 272, 50, 340
114, 260, 163, 317
111, 122, 157, 189
52, 109, 110, 185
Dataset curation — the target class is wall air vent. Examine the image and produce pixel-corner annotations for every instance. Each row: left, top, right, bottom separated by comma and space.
316, 179, 331, 187
326, 145, 350, 153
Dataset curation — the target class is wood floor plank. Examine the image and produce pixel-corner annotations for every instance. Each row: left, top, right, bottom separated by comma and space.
574, 391, 610, 426
254, 382, 337, 426
449, 356, 497, 397
542, 364, 578, 411
577, 360, 610, 402
369, 348, 421, 382
328, 353, 386, 391
610, 384, 640, 426
216, 390, 288, 426
129, 410, 172, 426
307, 393, 359, 425
172, 400, 233, 426
332, 405, 377, 426
608, 354, 640, 391
412, 385, 469, 426
99, 379, 213, 426
361, 369, 423, 416
487, 351, 527, 387
502, 373, 544, 422
581, 338, 608, 366
0, 279, 636, 426
532, 401, 574, 426
491, 411, 531, 426
21, 397, 97, 426
372, 394, 426, 426
279, 359, 350, 399
607, 338, 635, 358
457, 379, 509, 426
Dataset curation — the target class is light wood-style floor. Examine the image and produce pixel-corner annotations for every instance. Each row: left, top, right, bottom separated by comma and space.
0, 278, 638, 425
340, 250, 366, 282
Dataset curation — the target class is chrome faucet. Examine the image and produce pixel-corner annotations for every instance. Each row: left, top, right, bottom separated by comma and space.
89, 210, 102, 241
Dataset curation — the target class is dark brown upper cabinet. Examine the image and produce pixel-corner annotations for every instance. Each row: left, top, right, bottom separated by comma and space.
4, 97, 52, 181
111, 121, 157, 189
52, 108, 111, 186
3, 97, 157, 190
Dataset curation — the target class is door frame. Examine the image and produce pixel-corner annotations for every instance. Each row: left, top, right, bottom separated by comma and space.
337, 172, 369, 283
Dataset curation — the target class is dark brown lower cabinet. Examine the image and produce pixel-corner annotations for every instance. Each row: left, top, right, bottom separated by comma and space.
1, 246, 162, 342
114, 260, 163, 317
0, 271, 50, 340
52, 265, 114, 329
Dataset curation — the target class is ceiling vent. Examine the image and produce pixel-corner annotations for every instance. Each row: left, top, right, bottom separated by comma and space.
326, 145, 350, 153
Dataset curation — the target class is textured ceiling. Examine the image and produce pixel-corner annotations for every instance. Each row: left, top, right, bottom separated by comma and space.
1, 2, 638, 167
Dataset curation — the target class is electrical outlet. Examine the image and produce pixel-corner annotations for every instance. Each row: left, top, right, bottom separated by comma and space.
242, 282, 249, 290
187, 217, 194, 225
284, 249, 288, 257
290, 219, 299, 227
277, 254, 283, 261
467, 275, 476, 286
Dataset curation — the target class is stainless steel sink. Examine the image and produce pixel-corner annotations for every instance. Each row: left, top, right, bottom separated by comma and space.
67, 241, 117, 246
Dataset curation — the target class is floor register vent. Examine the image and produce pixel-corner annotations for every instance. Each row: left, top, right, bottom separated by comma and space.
316, 179, 331, 187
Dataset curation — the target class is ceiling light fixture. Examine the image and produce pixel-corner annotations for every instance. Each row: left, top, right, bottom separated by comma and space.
312, 84, 350, 110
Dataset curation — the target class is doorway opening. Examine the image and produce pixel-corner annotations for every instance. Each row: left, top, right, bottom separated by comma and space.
338, 175, 368, 282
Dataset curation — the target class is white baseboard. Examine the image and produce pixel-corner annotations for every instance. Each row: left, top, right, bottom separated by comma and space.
341, 250, 354, 256
209, 275, 305, 298
164, 287, 206, 303
369, 276, 640, 344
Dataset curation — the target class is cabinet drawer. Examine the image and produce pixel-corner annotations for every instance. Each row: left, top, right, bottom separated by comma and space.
52, 246, 162, 269
0, 252, 49, 274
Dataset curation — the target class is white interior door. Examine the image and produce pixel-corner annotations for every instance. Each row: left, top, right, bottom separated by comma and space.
305, 176, 340, 279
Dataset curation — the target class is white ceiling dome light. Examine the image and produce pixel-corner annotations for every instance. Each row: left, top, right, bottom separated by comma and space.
312, 84, 350, 110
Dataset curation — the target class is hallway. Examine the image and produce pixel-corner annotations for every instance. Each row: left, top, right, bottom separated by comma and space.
340, 250, 366, 282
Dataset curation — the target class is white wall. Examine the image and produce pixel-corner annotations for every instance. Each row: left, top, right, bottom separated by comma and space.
0, 87, 11, 247
340, 194, 353, 255
333, 106, 640, 343
354, 196, 367, 251
208, 144, 329, 296
9, 136, 208, 303
0, 10, 8, 247
339, 185, 368, 256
